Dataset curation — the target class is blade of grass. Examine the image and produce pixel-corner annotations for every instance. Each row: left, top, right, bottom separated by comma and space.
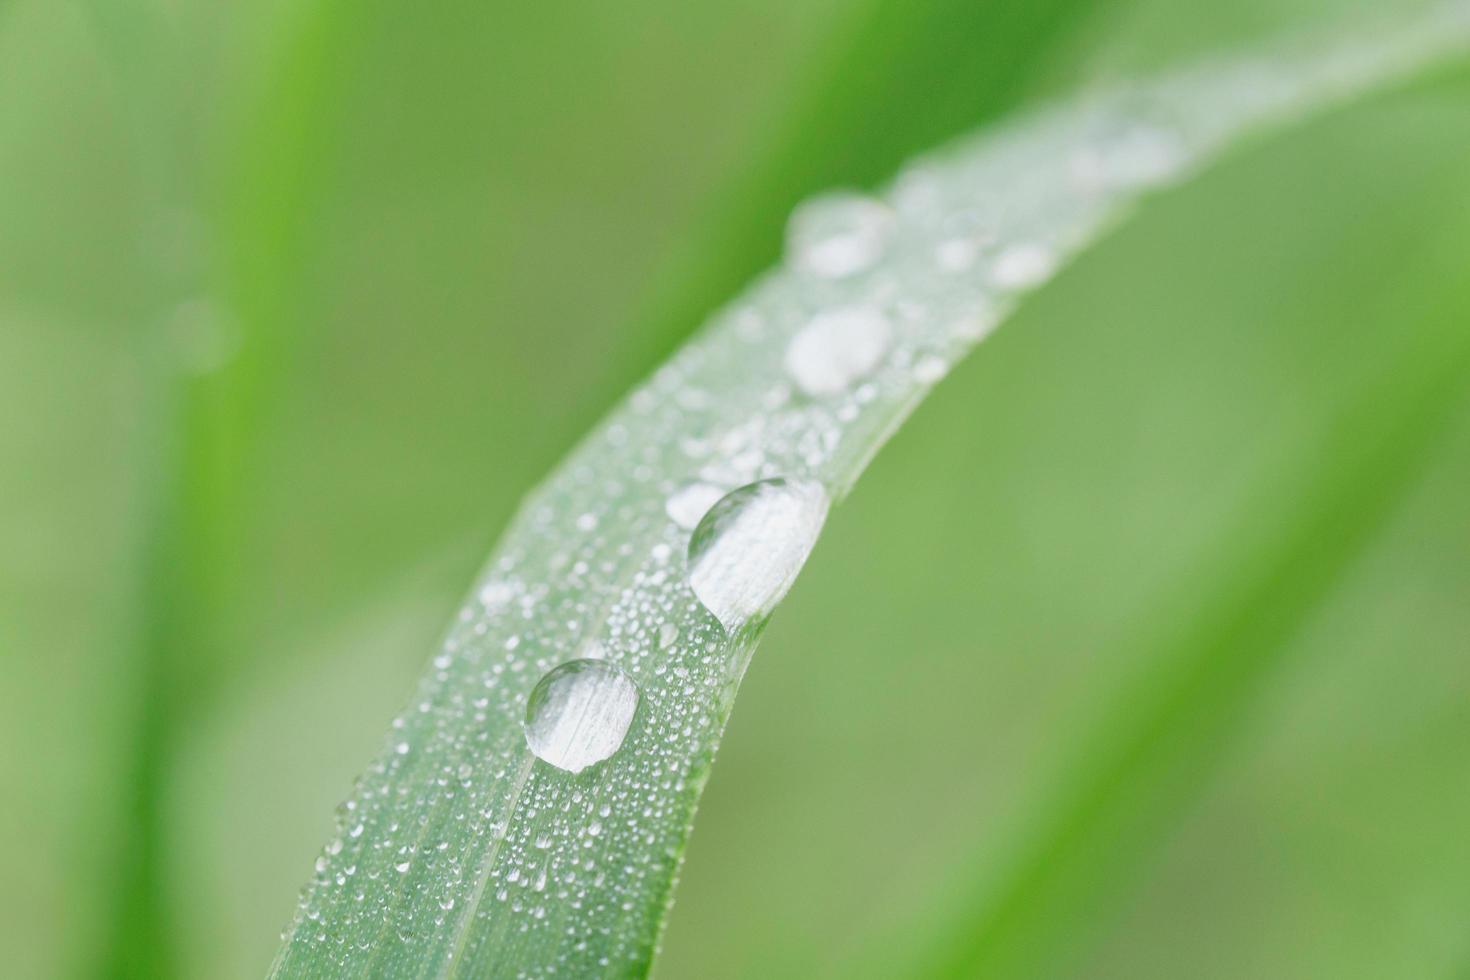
269, 6, 1470, 977
68, 3, 211, 975
68, 0, 374, 973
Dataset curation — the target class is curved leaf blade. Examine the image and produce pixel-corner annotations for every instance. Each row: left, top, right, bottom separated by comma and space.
270, 6, 1470, 976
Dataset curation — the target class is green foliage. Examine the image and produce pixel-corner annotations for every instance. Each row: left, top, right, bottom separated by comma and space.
2, 0, 1469, 978
268, 9, 1470, 975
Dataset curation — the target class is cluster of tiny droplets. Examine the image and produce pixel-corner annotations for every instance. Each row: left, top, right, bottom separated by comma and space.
270, 11, 1470, 976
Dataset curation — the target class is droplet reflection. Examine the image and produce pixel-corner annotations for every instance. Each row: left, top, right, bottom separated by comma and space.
524, 659, 640, 774
687, 478, 829, 630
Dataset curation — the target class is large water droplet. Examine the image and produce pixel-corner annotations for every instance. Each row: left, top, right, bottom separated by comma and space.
785, 307, 892, 397
786, 191, 893, 278
687, 478, 829, 630
524, 659, 640, 774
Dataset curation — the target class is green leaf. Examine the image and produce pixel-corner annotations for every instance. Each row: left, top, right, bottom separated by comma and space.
662, 65, 1470, 980
269, 7, 1470, 976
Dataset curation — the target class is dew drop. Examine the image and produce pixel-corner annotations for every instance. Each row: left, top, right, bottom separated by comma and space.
786, 191, 893, 278
913, 356, 949, 384
478, 581, 515, 607
687, 478, 829, 630
1074, 123, 1185, 191
1107, 126, 1184, 186
935, 238, 980, 272
524, 659, 641, 774
784, 307, 892, 397
990, 243, 1056, 289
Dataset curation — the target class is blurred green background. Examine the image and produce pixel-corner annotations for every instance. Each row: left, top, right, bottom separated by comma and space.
3, 0, 1469, 977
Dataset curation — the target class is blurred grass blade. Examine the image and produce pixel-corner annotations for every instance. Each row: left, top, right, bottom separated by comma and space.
919, 236, 1470, 979
270, 6, 1470, 976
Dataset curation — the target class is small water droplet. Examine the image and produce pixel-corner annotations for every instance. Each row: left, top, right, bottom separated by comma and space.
990, 243, 1056, 289
395, 860, 412, 874
913, 356, 948, 384
687, 479, 829, 630
785, 307, 892, 397
665, 482, 726, 530
524, 659, 641, 774
1074, 123, 1185, 191
786, 191, 893, 278
657, 622, 679, 649
934, 238, 980, 272
479, 581, 515, 607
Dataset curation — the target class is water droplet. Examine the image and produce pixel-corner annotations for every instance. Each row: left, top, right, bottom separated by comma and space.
934, 238, 980, 272
478, 580, 515, 607
785, 307, 892, 397
665, 482, 726, 530
990, 243, 1056, 289
913, 356, 949, 384
687, 479, 829, 630
657, 622, 679, 649
1074, 123, 1185, 191
524, 659, 641, 774
786, 192, 893, 278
